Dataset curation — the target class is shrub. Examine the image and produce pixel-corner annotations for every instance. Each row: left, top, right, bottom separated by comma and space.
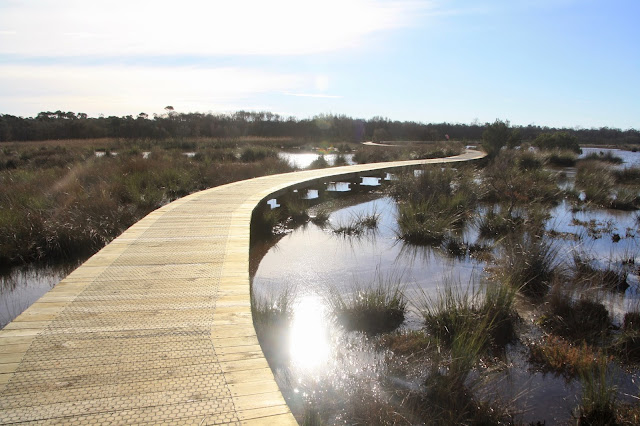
547, 150, 578, 167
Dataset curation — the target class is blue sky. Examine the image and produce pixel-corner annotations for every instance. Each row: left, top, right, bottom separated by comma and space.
0, 0, 638, 129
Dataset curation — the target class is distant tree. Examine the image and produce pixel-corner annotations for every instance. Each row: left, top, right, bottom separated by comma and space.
482, 119, 520, 157
533, 132, 580, 153
372, 127, 390, 143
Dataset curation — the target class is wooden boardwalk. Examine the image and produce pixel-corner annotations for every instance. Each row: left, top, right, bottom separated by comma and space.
0, 150, 485, 424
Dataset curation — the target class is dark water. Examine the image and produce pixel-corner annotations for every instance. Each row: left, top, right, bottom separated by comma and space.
0, 263, 79, 329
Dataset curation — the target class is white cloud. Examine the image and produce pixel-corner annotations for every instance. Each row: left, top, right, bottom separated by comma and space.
0, 0, 429, 57
0, 64, 307, 116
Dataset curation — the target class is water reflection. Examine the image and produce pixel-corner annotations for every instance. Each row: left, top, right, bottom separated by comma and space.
580, 147, 640, 168
326, 182, 351, 192
289, 296, 330, 372
1, 262, 79, 329
278, 152, 356, 169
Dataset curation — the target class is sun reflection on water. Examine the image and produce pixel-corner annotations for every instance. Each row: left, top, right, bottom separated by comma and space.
289, 296, 331, 372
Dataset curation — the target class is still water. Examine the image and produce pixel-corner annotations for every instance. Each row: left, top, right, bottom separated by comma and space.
278, 152, 355, 169
0, 263, 78, 329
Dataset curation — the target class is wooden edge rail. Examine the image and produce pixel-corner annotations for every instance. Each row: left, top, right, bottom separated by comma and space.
0, 150, 485, 424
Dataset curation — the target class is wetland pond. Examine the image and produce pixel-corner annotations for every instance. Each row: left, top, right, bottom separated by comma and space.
251, 148, 640, 424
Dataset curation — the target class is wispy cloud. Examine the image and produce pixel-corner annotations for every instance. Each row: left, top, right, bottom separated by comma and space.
0, 64, 308, 116
0, 0, 431, 58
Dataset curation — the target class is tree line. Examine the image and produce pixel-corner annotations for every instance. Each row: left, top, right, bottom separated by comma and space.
1, 109, 638, 146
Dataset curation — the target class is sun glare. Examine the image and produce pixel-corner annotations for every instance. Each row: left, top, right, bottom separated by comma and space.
289, 296, 331, 372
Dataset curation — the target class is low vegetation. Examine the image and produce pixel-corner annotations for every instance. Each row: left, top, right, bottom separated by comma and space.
329, 209, 380, 237
326, 275, 407, 334
0, 139, 297, 266
391, 165, 480, 246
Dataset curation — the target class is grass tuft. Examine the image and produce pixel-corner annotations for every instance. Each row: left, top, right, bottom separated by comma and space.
542, 292, 611, 344
327, 273, 407, 334
495, 233, 559, 298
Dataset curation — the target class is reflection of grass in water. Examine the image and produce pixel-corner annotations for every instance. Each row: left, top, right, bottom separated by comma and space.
329, 208, 380, 237
250, 285, 296, 365
326, 271, 407, 335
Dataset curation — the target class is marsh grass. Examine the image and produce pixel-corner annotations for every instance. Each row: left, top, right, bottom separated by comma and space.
395, 200, 461, 245
308, 155, 329, 169
547, 150, 579, 167
543, 291, 611, 345
390, 166, 480, 246
330, 208, 380, 237
572, 251, 629, 292
476, 207, 524, 239
576, 356, 618, 425
326, 273, 407, 334
610, 188, 640, 211
495, 233, 559, 298
481, 151, 563, 208
418, 279, 518, 351
280, 196, 310, 225
0, 143, 294, 265
409, 280, 519, 424
310, 208, 330, 226
613, 167, 640, 184
583, 151, 624, 164
573, 161, 638, 210
376, 329, 434, 357
613, 306, 640, 363
530, 336, 602, 379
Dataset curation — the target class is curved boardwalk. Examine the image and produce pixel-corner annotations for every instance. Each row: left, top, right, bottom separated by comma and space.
0, 150, 485, 424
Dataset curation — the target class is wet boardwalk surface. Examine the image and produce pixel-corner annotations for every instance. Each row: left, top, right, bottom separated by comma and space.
0, 150, 484, 424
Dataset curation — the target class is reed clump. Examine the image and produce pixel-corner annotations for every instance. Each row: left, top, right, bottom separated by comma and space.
546, 150, 579, 167
481, 151, 563, 207
330, 209, 380, 237
575, 356, 618, 425
391, 166, 479, 246
542, 292, 611, 345
494, 233, 559, 298
419, 281, 518, 351
327, 276, 407, 335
